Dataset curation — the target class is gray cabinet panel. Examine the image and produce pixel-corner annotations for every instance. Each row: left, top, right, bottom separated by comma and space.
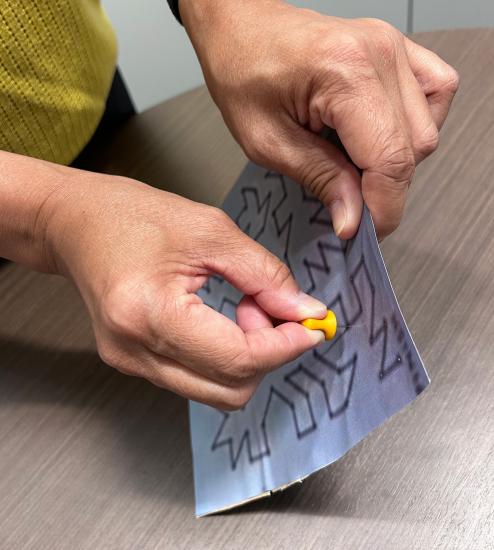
289, 0, 409, 31
413, 0, 494, 31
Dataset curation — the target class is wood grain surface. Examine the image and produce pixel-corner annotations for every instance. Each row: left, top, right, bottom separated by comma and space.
0, 29, 493, 550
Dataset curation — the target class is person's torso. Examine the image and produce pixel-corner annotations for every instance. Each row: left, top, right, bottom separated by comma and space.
0, 0, 117, 165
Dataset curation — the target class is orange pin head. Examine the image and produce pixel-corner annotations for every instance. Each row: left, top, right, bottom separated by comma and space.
300, 309, 337, 340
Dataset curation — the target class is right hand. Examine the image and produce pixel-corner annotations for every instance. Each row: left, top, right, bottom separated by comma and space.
183, 0, 460, 238
43, 173, 327, 410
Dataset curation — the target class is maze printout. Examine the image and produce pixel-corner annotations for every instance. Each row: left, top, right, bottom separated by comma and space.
190, 163, 429, 517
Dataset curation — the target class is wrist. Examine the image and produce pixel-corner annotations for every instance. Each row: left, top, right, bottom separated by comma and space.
181, 0, 284, 52
39, 167, 93, 280
180, 0, 244, 29
0, 151, 73, 274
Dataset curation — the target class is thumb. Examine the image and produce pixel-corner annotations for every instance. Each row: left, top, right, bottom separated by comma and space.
206, 216, 326, 321
258, 124, 363, 239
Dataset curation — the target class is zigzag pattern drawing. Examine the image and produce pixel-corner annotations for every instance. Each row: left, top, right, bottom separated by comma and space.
303, 240, 347, 294
211, 353, 358, 470
200, 170, 421, 470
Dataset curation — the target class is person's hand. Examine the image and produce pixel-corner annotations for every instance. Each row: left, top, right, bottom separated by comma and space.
181, 0, 459, 239
44, 174, 326, 409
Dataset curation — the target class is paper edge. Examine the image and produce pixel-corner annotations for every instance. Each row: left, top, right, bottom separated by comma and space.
197, 476, 309, 517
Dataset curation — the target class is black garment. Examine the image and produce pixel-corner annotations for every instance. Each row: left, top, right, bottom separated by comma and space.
167, 0, 182, 24
71, 68, 135, 169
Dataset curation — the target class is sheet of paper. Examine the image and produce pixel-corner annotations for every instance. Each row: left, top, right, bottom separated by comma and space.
190, 163, 429, 517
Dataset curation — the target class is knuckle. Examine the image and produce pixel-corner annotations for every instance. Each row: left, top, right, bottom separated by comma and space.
220, 385, 256, 412
97, 341, 119, 368
415, 125, 439, 157
152, 299, 198, 353
319, 35, 372, 74
362, 19, 402, 56
375, 33, 399, 58
97, 342, 137, 377
331, 33, 365, 58
440, 66, 460, 95
350, 17, 404, 59
302, 162, 341, 204
101, 279, 149, 341
314, 71, 377, 127
379, 145, 415, 186
264, 257, 292, 291
242, 125, 274, 166
221, 346, 259, 384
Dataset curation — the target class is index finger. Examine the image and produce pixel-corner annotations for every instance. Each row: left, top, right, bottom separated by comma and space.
320, 77, 415, 238
405, 37, 460, 130
149, 295, 324, 386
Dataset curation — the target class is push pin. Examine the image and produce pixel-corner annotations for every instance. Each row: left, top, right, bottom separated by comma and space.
300, 310, 337, 341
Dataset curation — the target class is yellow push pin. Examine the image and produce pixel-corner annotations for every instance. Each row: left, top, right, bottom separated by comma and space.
300, 309, 337, 341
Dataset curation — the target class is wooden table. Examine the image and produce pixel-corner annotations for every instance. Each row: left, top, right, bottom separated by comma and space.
0, 29, 493, 549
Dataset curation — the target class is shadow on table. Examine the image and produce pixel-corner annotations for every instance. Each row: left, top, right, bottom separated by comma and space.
0, 337, 195, 506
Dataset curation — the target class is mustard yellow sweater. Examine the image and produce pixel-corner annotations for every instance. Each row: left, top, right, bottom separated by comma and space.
0, 0, 117, 165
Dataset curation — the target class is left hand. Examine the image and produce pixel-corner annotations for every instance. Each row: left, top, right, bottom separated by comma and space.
181, 0, 459, 239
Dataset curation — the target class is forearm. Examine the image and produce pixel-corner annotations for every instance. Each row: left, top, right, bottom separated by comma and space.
0, 150, 75, 273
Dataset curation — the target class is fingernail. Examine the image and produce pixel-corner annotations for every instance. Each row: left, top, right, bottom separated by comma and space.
330, 200, 347, 237
296, 292, 327, 319
303, 327, 326, 346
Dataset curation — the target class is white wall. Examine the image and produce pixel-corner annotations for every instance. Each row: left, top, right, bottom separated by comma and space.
102, 0, 202, 112
104, 0, 493, 112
